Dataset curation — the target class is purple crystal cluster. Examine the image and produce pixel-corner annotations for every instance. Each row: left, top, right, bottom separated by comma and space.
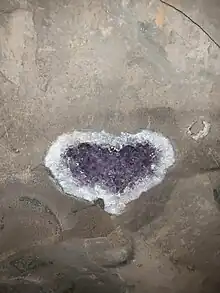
62, 142, 160, 194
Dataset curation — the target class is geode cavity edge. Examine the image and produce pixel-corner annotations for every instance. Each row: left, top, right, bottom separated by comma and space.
44, 130, 175, 214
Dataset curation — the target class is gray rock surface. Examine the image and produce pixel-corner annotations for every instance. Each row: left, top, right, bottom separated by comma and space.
1, 0, 220, 292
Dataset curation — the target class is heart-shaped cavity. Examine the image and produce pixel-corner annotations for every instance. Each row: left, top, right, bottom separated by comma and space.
45, 130, 175, 214
63, 142, 158, 194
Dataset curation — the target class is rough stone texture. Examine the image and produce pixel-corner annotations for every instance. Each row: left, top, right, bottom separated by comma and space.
0, 171, 131, 292
1, 0, 220, 292
84, 226, 133, 267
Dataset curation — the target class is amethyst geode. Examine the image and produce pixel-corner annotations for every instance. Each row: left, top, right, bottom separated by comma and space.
44, 130, 175, 214
63, 142, 158, 194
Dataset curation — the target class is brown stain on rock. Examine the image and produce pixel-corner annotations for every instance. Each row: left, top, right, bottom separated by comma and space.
155, 4, 165, 27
